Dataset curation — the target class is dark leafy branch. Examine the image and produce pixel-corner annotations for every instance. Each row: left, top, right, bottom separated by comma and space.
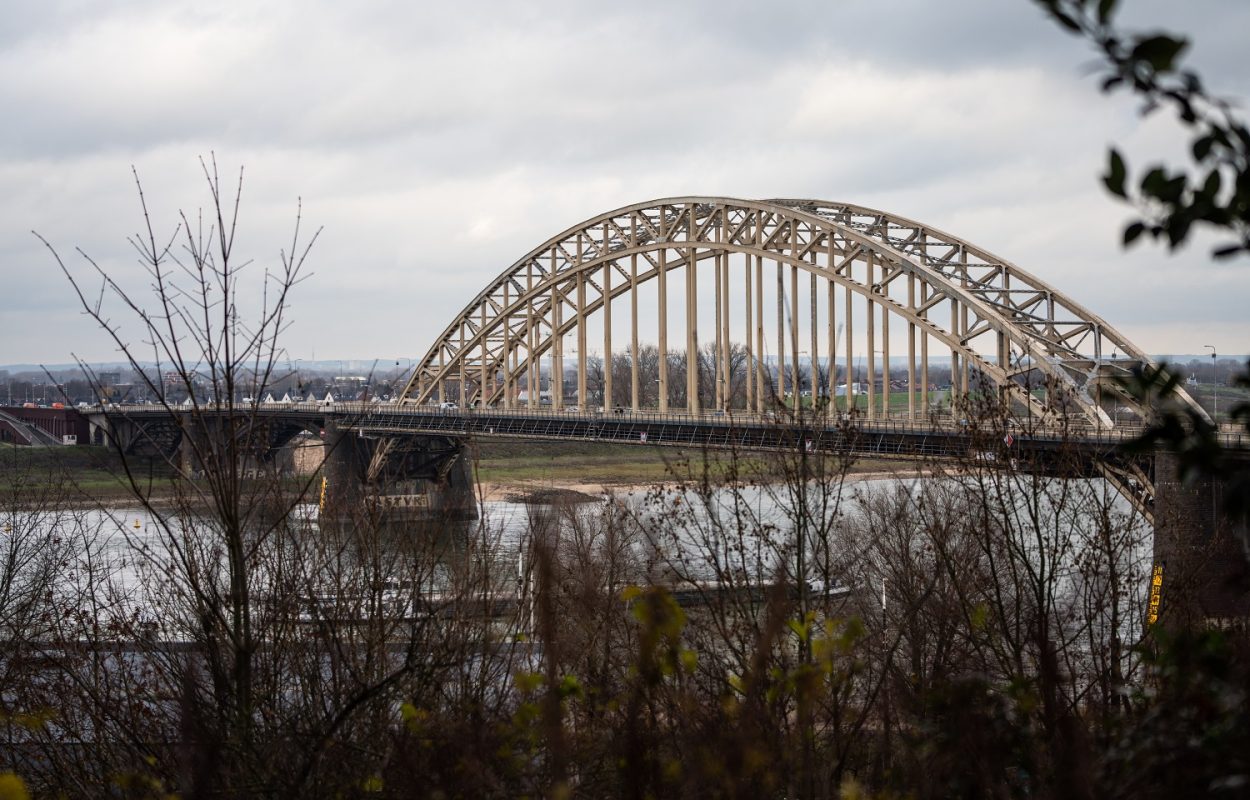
1036, 0, 1250, 545
1036, 0, 1250, 257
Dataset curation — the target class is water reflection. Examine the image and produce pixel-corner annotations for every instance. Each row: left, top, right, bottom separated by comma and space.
16, 474, 1141, 637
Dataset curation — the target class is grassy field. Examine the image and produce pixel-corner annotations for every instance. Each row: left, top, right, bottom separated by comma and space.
0, 444, 175, 501
2, 437, 917, 504
471, 439, 907, 487
473, 441, 678, 487
1185, 382, 1250, 424
471, 440, 752, 487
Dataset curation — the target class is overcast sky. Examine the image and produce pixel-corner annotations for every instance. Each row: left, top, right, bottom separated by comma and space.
3, 0, 1248, 369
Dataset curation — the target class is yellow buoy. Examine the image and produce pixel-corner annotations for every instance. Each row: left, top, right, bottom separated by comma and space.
133, 519, 141, 529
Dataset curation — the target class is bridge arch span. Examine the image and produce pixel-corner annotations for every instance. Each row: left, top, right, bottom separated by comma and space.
400, 197, 1202, 428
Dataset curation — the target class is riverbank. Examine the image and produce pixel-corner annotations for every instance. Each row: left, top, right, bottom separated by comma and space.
472, 440, 913, 490
470, 439, 923, 502
2, 440, 923, 508
474, 468, 922, 504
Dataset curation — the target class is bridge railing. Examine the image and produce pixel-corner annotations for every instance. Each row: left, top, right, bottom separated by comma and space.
96, 401, 1247, 448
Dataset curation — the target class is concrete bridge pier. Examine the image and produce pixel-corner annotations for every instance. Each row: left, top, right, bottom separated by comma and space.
422, 444, 476, 520
174, 420, 268, 480
321, 422, 366, 511
1152, 450, 1250, 628
320, 422, 476, 522
177, 428, 201, 477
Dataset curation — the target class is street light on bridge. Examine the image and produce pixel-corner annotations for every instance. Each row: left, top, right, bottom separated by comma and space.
1204, 344, 1218, 425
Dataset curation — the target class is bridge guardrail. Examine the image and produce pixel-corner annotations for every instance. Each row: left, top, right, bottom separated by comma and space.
91, 401, 1247, 449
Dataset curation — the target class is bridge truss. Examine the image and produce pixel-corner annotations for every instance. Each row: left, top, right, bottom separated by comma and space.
399, 197, 1204, 430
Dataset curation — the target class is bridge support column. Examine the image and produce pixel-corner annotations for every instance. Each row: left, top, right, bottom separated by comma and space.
657, 249, 668, 413
322, 422, 365, 511
87, 415, 110, 448
176, 422, 217, 477
630, 248, 640, 412
686, 245, 699, 414
425, 444, 475, 521
866, 253, 876, 421
1152, 450, 1249, 628
322, 423, 477, 522
754, 255, 764, 413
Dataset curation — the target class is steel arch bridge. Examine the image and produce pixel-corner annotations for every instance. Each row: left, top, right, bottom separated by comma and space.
398, 197, 1203, 430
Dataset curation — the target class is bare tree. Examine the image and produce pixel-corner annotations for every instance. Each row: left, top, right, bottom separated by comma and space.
585, 354, 605, 406
27, 160, 530, 798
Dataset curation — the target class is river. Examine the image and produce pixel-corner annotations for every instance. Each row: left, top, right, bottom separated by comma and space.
6, 473, 1147, 636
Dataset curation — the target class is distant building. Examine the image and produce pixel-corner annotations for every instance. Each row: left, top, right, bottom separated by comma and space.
159, 372, 196, 401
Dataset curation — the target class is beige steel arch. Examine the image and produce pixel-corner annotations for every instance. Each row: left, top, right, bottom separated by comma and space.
398, 197, 1204, 428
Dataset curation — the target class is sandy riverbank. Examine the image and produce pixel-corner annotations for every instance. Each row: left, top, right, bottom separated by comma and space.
474, 466, 928, 505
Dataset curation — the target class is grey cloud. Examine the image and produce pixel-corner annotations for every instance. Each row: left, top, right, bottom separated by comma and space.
3, 0, 1249, 365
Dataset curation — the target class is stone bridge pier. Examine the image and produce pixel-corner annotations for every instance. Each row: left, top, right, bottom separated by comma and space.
321, 422, 476, 522
1153, 450, 1250, 628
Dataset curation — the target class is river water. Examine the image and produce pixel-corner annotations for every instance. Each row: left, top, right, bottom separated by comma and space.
8, 474, 1146, 632
8, 480, 848, 614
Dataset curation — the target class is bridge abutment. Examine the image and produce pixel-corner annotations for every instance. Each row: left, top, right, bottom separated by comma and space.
1152, 451, 1250, 628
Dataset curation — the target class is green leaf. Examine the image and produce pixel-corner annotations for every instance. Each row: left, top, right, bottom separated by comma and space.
1103, 148, 1127, 197
514, 671, 544, 693
1130, 35, 1188, 73
1192, 134, 1216, 161
1202, 169, 1222, 199
1051, 10, 1082, 33
787, 617, 810, 643
1140, 166, 1168, 197
1165, 220, 1188, 248
1101, 75, 1123, 92
1097, 0, 1118, 25
0, 774, 28, 800
1123, 221, 1146, 246
1160, 174, 1187, 203
970, 603, 989, 631
558, 674, 583, 700
679, 648, 699, 673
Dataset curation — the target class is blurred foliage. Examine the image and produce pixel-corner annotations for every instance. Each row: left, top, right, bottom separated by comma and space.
1029, 7, 1250, 800
1099, 629, 1250, 798
1035, 0, 1250, 257
1036, 0, 1250, 534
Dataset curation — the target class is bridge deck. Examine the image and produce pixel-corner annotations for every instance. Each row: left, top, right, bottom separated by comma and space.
90, 401, 1216, 466
87, 401, 1250, 524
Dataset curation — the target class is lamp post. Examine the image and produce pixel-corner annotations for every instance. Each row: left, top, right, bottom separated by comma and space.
1204, 344, 1218, 425
799, 350, 808, 413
